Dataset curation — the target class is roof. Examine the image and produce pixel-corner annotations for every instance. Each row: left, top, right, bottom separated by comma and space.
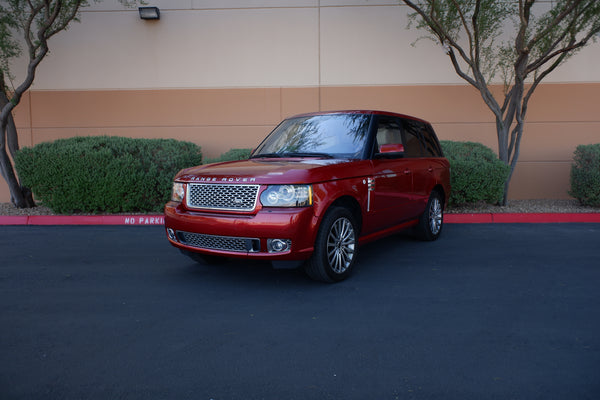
288, 110, 430, 124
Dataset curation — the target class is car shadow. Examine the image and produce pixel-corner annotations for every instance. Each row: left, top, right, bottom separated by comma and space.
163, 229, 426, 288
166, 254, 314, 289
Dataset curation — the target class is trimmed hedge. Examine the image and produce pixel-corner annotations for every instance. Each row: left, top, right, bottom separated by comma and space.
205, 148, 252, 164
569, 144, 600, 207
14, 136, 202, 214
440, 141, 510, 206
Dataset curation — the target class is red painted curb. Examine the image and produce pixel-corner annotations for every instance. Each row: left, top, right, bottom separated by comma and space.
490, 213, 600, 223
444, 213, 600, 224
1, 213, 600, 226
0, 216, 29, 225
0, 215, 165, 226
444, 213, 493, 224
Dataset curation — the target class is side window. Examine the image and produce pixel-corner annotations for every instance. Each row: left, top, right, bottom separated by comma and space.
402, 119, 424, 158
422, 124, 443, 157
375, 117, 403, 154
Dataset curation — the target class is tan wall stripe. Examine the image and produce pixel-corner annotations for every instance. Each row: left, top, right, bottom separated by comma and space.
3, 83, 600, 203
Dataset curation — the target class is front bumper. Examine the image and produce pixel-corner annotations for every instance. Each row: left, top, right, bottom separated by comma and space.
164, 202, 319, 260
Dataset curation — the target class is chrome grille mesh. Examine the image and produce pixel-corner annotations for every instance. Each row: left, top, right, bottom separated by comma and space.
177, 231, 259, 253
187, 183, 259, 211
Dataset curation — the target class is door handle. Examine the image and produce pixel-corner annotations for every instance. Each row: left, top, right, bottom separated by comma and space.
403, 169, 411, 175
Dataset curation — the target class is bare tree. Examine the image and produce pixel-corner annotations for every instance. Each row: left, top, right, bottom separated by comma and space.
401, 0, 600, 204
0, 0, 139, 208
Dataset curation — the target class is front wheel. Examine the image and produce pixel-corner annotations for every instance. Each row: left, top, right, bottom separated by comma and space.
415, 191, 444, 241
304, 207, 358, 283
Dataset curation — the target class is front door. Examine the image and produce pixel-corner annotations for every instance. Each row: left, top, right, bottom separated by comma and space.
364, 116, 418, 233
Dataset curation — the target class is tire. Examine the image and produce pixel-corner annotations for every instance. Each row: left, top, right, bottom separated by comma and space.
415, 190, 444, 241
304, 207, 358, 283
180, 249, 227, 265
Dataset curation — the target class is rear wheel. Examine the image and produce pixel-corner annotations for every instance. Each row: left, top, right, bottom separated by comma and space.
415, 191, 444, 241
305, 207, 358, 283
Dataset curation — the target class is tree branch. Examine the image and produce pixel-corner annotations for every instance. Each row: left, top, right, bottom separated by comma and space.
527, 27, 600, 73
23, 2, 45, 55
471, 0, 481, 72
449, 0, 475, 62
526, 0, 583, 50
403, 1, 477, 81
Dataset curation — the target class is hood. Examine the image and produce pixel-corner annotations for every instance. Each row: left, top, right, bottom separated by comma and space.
176, 158, 363, 184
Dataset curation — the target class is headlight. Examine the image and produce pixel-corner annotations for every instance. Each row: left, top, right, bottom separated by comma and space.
260, 185, 312, 207
171, 182, 186, 202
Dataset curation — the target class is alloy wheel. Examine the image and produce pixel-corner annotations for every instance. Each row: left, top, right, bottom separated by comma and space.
429, 197, 443, 235
326, 217, 356, 274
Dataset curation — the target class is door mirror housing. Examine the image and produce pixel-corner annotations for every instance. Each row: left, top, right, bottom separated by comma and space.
376, 143, 405, 158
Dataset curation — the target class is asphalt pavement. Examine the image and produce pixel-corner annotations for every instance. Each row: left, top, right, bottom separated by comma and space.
1, 224, 599, 400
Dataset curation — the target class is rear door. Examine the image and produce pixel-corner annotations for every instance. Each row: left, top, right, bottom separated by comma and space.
402, 119, 440, 212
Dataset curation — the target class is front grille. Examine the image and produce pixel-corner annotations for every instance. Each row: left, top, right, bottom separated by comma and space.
187, 183, 259, 211
177, 231, 260, 253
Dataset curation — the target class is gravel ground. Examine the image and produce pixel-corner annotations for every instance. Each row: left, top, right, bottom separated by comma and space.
1, 199, 598, 216
446, 199, 599, 214
1, 203, 55, 216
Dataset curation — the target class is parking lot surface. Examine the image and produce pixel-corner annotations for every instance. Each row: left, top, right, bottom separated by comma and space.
1, 224, 599, 400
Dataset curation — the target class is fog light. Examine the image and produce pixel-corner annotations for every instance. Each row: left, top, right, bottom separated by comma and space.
167, 228, 176, 241
267, 239, 291, 253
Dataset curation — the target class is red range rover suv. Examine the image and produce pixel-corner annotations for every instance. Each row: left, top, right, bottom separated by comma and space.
165, 110, 450, 282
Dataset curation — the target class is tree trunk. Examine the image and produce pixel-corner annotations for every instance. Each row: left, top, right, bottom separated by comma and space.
0, 139, 35, 208
1, 69, 36, 208
502, 164, 516, 206
6, 109, 19, 158
495, 115, 512, 205
0, 106, 35, 208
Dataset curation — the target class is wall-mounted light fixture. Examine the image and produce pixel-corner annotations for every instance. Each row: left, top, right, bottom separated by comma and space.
139, 6, 160, 20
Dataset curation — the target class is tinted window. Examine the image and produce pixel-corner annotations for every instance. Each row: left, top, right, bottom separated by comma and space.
253, 114, 371, 159
421, 124, 443, 157
402, 119, 443, 157
402, 119, 424, 158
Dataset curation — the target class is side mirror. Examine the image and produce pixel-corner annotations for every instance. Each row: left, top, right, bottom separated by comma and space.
375, 143, 405, 158
379, 143, 405, 153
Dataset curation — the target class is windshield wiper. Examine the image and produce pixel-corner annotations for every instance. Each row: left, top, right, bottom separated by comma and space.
250, 153, 285, 159
281, 152, 334, 159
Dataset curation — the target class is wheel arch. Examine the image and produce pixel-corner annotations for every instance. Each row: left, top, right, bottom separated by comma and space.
432, 184, 448, 209
327, 195, 363, 233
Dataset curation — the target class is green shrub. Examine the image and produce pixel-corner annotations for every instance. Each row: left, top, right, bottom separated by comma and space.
440, 141, 510, 206
205, 148, 252, 164
14, 136, 202, 214
569, 144, 600, 207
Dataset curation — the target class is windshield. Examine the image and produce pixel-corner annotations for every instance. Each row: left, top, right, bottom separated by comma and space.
252, 114, 371, 159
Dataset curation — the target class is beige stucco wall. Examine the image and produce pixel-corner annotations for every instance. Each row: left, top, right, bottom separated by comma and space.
13, 0, 599, 90
3, 1, 600, 203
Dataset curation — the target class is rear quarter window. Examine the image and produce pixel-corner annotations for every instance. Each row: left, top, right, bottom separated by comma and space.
403, 119, 443, 157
